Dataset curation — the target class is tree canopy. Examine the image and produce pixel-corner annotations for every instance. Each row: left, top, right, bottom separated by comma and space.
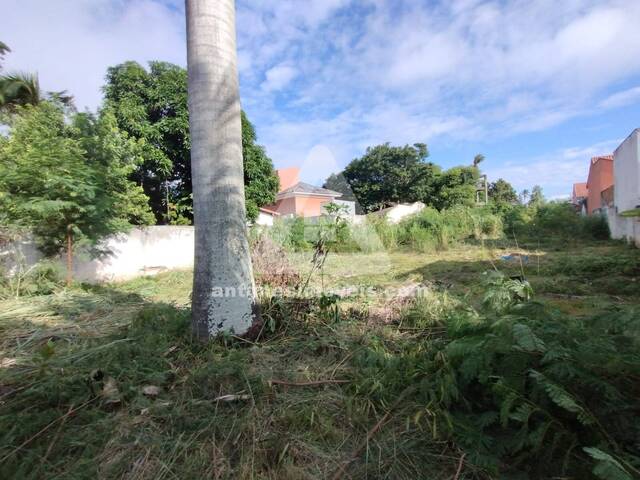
342, 143, 440, 212
489, 178, 518, 204
104, 60, 278, 223
335, 143, 484, 212
0, 102, 153, 260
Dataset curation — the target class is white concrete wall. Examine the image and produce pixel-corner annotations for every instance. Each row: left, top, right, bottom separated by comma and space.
607, 129, 640, 247
255, 211, 275, 227
1, 226, 195, 283
605, 207, 640, 247
614, 129, 640, 214
385, 202, 425, 224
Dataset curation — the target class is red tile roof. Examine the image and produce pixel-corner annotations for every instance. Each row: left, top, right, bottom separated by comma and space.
259, 207, 280, 216
590, 154, 613, 164
573, 182, 588, 198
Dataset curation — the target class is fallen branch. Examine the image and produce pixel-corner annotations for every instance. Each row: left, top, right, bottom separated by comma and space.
269, 379, 350, 387
453, 453, 466, 480
213, 394, 251, 402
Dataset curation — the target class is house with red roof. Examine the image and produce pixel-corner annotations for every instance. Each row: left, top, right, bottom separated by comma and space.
263, 167, 348, 218
571, 182, 588, 214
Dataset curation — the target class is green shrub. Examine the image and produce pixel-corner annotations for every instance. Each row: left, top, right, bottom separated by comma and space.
394, 206, 503, 251
354, 288, 640, 479
582, 214, 611, 240
504, 202, 611, 242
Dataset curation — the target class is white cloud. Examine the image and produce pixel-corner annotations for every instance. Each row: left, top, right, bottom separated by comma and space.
599, 86, 640, 109
261, 64, 298, 92
3, 0, 640, 198
1, 0, 186, 110
485, 138, 622, 197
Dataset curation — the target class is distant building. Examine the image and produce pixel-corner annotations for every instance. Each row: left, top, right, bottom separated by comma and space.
255, 207, 280, 227
571, 182, 588, 215
586, 155, 614, 215
264, 168, 354, 218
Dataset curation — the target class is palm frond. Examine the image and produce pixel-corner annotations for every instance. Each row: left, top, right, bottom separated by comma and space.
0, 71, 41, 110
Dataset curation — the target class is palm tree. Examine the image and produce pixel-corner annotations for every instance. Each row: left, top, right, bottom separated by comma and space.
0, 72, 41, 109
0, 41, 9, 67
186, 0, 259, 339
473, 153, 485, 168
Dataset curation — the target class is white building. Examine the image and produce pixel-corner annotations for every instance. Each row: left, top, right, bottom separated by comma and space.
606, 129, 640, 246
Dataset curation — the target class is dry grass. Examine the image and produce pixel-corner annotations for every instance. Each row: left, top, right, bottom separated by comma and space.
1, 238, 638, 479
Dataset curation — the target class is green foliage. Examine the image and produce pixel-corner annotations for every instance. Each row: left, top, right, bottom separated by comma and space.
104, 61, 278, 223
488, 178, 518, 213
503, 201, 611, 241
482, 270, 533, 313
431, 166, 479, 210
529, 185, 545, 206
0, 261, 63, 299
241, 111, 279, 222
395, 206, 503, 252
0, 102, 152, 257
260, 206, 503, 254
353, 284, 640, 479
343, 142, 440, 212
72, 108, 155, 227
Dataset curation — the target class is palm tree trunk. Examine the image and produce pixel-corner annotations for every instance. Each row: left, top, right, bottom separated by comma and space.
186, 0, 258, 339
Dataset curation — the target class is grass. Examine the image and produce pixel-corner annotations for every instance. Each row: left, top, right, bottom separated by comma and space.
1, 237, 639, 479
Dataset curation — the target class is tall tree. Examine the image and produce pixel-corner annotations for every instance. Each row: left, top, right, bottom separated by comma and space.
242, 111, 279, 220
0, 102, 151, 284
343, 143, 440, 212
489, 178, 518, 204
0, 72, 40, 111
529, 185, 545, 206
432, 166, 479, 210
323, 172, 363, 214
186, 0, 258, 339
104, 60, 277, 223
473, 153, 485, 168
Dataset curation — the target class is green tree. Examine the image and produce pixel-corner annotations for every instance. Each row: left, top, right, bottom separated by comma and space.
104, 60, 278, 223
489, 178, 518, 204
343, 143, 440, 212
432, 166, 479, 210
242, 111, 279, 221
323, 172, 363, 213
529, 185, 545, 206
0, 102, 152, 284
473, 153, 485, 168
72, 108, 156, 227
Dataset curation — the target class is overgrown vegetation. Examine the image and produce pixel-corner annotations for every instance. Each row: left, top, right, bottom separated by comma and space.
264, 205, 503, 254
1, 235, 639, 479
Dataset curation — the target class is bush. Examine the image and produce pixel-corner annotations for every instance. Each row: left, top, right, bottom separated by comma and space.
395, 206, 503, 252
504, 202, 610, 242
354, 280, 640, 479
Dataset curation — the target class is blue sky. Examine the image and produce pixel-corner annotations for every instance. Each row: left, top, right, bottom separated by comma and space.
3, 0, 640, 198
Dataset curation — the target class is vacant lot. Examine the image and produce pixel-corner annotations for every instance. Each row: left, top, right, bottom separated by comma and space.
1, 239, 639, 479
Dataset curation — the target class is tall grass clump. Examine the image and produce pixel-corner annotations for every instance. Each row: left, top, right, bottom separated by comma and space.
349, 221, 386, 253
395, 206, 503, 252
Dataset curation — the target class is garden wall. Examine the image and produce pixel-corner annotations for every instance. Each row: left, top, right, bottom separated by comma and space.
1, 226, 195, 283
